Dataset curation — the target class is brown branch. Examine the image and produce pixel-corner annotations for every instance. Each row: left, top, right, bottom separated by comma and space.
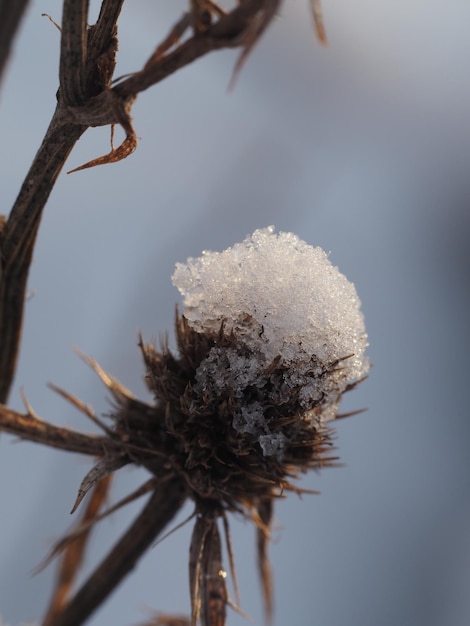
0, 0, 30, 83
60, 0, 89, 105
0, 1, 121, 403
88, 0, 125, 60
46, 477, 187, 626
37, 478, 157, 574
0, 116, 85, 403
42, 475, 113, 626
115, 0, 274, 99
0, 402, 121, 456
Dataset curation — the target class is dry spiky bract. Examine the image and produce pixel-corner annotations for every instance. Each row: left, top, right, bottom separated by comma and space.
40, 227, 368, 626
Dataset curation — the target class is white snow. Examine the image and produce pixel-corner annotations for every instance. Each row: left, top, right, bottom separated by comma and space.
172, 226, 369, 450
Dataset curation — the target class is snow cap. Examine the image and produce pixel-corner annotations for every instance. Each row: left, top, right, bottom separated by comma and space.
172, 226, 369, 387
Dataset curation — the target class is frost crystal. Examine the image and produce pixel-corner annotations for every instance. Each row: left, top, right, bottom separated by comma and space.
172, 226, 369, 456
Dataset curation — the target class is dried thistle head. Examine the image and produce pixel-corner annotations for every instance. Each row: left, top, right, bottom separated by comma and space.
168, 226, 367, 493
114, 226, 368, 505
113, 227, 366, 620
46, 227, 368, 626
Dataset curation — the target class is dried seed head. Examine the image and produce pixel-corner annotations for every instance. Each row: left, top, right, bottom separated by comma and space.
138, 227, 369, 508
46, 227, 369, 626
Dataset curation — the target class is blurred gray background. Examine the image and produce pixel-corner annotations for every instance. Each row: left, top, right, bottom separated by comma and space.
1, 1, 469, 625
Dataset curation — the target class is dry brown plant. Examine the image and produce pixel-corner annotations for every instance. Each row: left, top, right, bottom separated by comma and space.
0, 3, 346, 626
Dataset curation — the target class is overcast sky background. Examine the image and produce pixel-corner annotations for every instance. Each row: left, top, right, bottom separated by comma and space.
1, 1, 470, 625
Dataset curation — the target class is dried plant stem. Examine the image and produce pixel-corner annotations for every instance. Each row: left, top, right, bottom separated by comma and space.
42, 476, 113, 626
0, 402, 121, 456
47, 477, 187, 626
0, 116, 85, 404
0, 0, 122, 403
39, 479, 157, 573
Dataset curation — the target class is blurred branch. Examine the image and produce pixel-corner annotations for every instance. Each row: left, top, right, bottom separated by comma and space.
0, 402, 122, 456
46, 477, 187, 626
0, 119, 85, 403
0, 0, 30, 83
42, 476, 112, 626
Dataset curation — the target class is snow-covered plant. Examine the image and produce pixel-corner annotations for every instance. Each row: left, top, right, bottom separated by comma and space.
173, 225, 368, 455
135, 226, 369, 623
0, 226, 368, 626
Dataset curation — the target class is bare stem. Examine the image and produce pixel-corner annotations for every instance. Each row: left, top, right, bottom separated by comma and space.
42, 476, 113, 626
0, 0, 121, 402
0, 114, 85, 403
0, 402, 121, 456
46, 477, 187, 626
